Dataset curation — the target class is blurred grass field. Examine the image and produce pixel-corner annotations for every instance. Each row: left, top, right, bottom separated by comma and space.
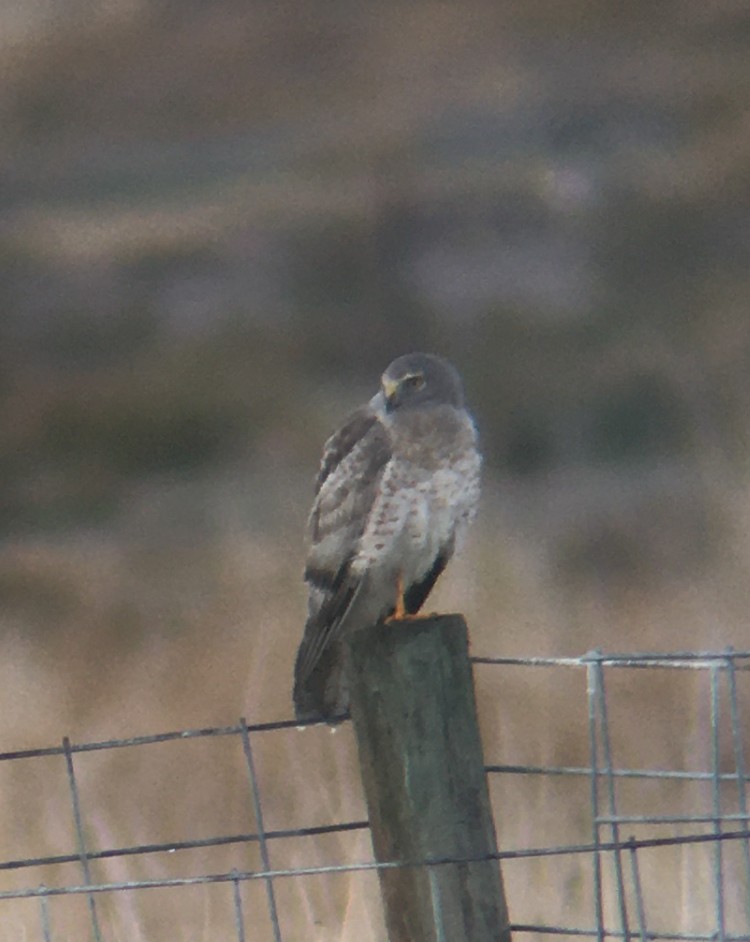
3, 471, 750, 939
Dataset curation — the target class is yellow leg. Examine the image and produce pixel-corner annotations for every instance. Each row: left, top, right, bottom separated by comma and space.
387, 573, 407, 621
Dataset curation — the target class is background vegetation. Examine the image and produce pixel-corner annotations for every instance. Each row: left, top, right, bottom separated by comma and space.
1, 1, 750, 937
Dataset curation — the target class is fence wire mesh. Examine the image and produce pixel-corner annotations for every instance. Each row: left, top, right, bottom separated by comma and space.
2, 648, 750, 940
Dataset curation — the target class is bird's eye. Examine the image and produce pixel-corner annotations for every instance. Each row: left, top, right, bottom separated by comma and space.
404, 374, 425, 390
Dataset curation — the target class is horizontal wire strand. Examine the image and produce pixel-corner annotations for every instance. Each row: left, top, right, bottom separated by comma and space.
3, 827, 750, 902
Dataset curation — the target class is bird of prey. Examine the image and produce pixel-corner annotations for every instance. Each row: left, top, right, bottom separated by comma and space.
293, 352, 481, 722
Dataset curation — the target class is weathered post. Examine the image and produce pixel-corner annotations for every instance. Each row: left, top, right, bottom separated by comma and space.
346, 614, 511, 942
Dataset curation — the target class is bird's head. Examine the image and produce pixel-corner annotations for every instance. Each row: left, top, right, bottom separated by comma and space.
380, 353, 465, 413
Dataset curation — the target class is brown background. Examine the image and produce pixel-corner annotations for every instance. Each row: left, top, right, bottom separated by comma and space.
1, 2, 750, 937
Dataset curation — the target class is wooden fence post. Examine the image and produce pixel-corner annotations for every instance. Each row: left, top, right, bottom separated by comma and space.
346, 614, 511, 942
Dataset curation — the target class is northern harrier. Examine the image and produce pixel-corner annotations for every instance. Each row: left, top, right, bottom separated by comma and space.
293, 353, 481, 722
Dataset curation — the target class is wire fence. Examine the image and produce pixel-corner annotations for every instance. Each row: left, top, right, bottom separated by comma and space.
2, 648, 750, 940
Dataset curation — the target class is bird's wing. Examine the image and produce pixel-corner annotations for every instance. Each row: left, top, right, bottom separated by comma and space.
294, 407, 392, 694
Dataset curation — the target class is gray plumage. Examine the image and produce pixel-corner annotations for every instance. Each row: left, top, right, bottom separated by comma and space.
293, 353, 481, 722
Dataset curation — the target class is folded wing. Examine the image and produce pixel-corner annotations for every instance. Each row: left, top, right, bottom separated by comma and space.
293, 407, 392, 719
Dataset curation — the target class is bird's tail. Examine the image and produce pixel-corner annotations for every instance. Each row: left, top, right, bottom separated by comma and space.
293, 572, 366, 722
292, 628, 348, 723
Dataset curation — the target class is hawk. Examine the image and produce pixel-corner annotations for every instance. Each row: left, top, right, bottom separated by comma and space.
293, 352, 481, 722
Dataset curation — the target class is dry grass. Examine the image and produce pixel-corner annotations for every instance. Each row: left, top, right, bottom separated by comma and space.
2, 474, 750, 939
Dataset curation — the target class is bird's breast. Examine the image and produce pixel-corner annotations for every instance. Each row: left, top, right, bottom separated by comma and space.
351, 404, 480, 581
405, 464, 477, 562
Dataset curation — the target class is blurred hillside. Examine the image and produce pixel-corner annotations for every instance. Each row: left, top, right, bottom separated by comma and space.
0, 1, 750, 678
2, 1, 749, 548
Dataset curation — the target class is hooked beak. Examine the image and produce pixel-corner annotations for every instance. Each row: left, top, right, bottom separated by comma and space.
382, 376, 399, 408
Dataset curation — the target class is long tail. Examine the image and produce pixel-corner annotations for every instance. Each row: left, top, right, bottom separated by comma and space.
292, 626, 348, 722
292, 575, 363, 722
